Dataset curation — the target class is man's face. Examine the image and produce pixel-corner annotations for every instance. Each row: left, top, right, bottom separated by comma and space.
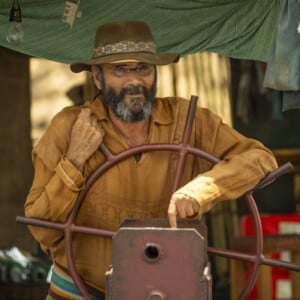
98, 62, 157, 122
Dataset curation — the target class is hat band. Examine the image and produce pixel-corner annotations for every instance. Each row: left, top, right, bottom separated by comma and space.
93, 40, 156, 57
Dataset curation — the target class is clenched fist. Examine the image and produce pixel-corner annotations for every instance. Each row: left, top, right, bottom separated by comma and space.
66, 108, 105, 171
168, 193, 200, 228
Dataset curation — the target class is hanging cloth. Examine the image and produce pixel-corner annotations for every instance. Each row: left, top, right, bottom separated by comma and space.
263, 0, 300, 111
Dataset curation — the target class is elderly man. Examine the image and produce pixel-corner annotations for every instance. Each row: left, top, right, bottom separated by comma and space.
25, 21, 277, 299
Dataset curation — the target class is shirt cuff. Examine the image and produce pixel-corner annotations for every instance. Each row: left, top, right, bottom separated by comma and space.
55, 155, 86, 191
174, 175, 221, 215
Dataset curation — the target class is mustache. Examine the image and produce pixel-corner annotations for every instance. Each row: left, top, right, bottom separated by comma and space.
123, 85, 146, 95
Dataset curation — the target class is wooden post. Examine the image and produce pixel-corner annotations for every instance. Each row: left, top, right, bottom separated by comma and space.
0, 46, 34, 252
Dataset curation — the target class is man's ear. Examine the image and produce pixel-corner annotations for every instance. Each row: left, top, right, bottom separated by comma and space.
91, 65, 102, 90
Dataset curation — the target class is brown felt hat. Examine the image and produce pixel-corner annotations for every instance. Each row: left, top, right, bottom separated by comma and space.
70, 21, 180, 73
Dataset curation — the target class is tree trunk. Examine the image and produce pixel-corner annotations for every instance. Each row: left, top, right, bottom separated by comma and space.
0, 46, 34, 252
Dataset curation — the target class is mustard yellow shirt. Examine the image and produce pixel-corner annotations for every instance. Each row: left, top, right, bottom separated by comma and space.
25, 96, 277, 289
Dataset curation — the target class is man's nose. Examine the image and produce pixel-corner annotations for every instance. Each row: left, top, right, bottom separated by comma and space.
125, 73, 143, 85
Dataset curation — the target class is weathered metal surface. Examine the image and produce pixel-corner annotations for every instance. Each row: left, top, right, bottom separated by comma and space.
105, 225, 211, 300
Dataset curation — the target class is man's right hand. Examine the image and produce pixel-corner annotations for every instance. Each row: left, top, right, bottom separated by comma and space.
66, 108, 105, 171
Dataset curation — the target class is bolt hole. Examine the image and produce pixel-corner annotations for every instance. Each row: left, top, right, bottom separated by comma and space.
144, 243, 160, 262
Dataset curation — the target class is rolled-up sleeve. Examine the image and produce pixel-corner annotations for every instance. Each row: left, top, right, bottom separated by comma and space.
24, 107, 85, 248
175, 107, 278, 215
55, 155, 85, 191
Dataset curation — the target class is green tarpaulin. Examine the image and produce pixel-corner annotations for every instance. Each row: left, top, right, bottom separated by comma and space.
0, 0, 281, 64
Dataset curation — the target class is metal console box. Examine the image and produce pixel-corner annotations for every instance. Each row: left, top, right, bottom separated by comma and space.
105, 219, 212, 300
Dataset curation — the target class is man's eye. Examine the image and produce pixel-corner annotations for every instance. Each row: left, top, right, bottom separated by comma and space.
137, 64, 148, 73
114, 66, 127, 74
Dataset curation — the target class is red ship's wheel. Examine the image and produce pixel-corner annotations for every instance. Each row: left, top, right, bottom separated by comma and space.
17, 96, 298, 299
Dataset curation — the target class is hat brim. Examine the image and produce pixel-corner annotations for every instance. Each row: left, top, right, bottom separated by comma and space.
70, 52, 180, 73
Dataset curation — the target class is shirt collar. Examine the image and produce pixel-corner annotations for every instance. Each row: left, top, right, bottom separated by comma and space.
86, 96, 109, 121
151, 97, 174, 125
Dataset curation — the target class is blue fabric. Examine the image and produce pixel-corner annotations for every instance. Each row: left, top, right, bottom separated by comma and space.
50, 267, 104, 300
263, 0, 300, 110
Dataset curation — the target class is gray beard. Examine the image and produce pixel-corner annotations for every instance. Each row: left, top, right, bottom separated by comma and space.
98, 73, 157, 123
113, 95, 153, 122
